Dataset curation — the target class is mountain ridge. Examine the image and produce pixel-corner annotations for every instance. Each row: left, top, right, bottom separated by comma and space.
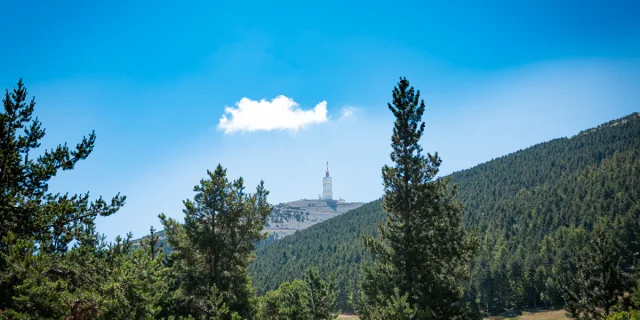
248, 112, 640, 313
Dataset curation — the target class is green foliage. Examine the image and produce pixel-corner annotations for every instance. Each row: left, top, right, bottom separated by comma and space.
3, 78, 640, 319
354, 77, 478, 319
262, 279, 310, 319
0, 79, 126, 312
258, 267, 339, 320
159, 164, 272, 319
250, 111, 640, 314
0, 80, 161, 319
351, 287, 421, 320
0, 230, 170, 319
607, 281, 640, 320
250, 200, 384, 311
558, 219, 635, 319
458, 114, 640, 313
203, 286, 232, 320
305, 267, 340, 320
143, 225, 161, 260
607, 312, 640, 320
381, 289, 419, 320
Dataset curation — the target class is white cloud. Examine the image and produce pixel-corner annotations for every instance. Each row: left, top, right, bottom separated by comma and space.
217, 95, 328, 134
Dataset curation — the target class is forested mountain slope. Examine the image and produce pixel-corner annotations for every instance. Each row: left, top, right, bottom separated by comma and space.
248, 112, 640, 313
250, 199, 385, 307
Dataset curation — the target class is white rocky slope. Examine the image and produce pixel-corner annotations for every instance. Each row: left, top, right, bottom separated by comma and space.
264, 199, 365, 238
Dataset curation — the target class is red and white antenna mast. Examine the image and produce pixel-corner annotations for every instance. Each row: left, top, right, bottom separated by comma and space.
326, 161, 329, 177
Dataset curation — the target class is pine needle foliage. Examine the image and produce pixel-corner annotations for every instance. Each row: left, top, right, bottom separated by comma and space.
353, 77, 478, 320
160, 165, 272, 319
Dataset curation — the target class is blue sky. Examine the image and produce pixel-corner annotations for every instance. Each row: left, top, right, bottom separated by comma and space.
2, 0, 639, 240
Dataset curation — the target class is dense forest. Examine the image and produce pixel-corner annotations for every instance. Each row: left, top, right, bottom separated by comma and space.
2, 78, 639, 319
249, 112, 640, 314
0, 80, 341, 319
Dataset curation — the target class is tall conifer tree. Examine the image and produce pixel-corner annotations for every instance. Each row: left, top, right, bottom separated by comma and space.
354, 77, 477, 320
160, 164, 272, 319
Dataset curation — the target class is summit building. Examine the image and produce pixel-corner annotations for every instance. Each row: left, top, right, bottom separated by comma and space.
322, 161, 333, 201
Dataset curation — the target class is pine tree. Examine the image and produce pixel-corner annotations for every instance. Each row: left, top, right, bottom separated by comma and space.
608, 281, 640, 319
354, 77, 478, 320
160, 164, 272, 319
559, 219, 634, 319
144, 225, 160, 260
0, 79, 125, 250
0, 226, 170, 319
376, 288, 418, 320
0, 79, 125, 312
257, 267, 339, 320
305, 267, 339, 320
262, 279, 311, 320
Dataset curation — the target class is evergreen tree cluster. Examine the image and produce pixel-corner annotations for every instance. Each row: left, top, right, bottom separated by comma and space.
0, 80, 340, 320
249, 86, 640, 315
258, 267, 339, 320
249, 200, 384, 311
2, 77, 640, 319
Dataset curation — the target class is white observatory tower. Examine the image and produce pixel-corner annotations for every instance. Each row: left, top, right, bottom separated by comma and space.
322, 161, 333, 201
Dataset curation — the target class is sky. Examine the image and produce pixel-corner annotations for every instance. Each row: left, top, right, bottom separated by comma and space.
1, 0, 639, 241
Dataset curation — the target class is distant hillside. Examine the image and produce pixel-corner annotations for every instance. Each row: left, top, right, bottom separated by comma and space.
265, 199, 364, 238
250, 199, 384, 308
248, 112, 640, 313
